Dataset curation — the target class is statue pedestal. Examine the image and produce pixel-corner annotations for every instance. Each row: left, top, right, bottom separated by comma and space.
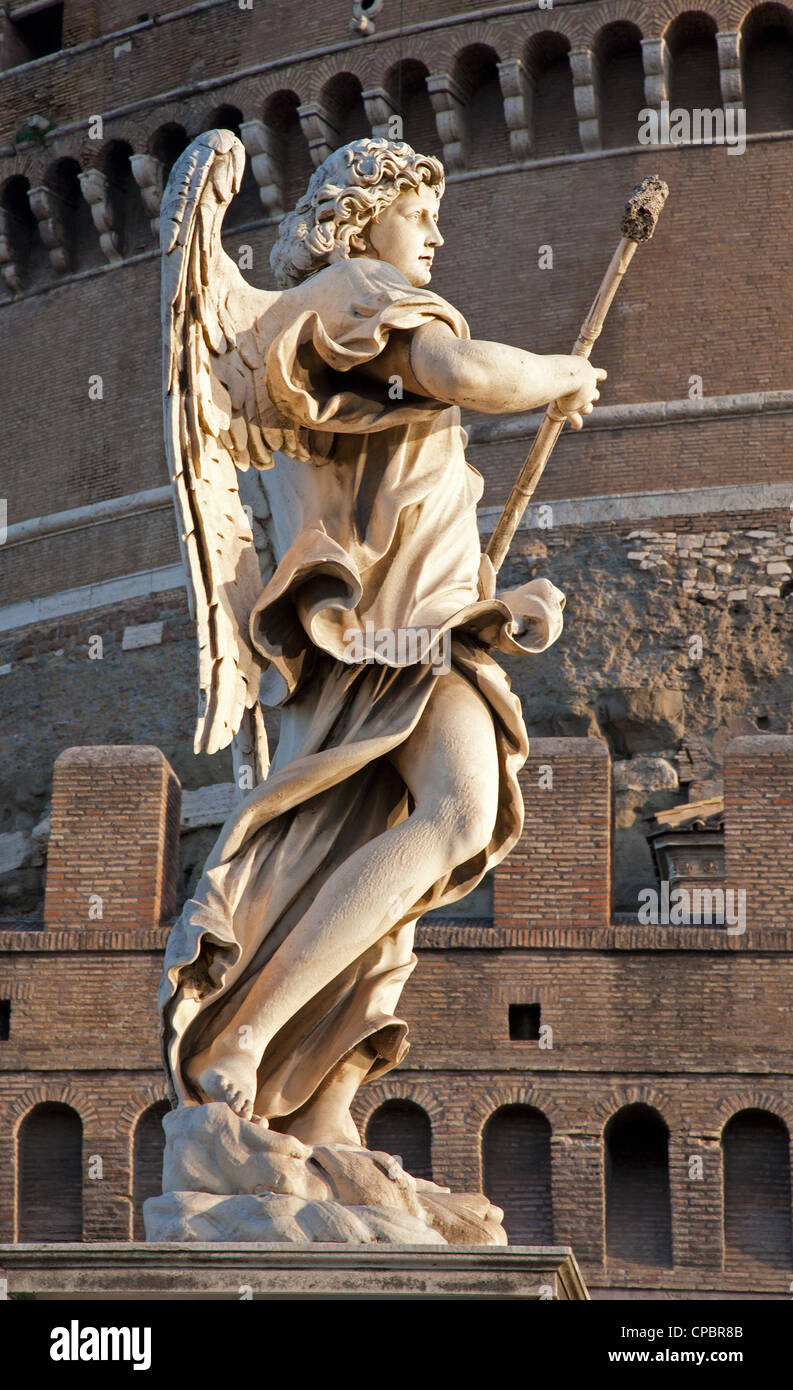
0, 1242, 588, 1300
144, 1103, 509, 1246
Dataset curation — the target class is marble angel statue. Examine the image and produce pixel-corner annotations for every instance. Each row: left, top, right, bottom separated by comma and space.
157, 129, 605, 1160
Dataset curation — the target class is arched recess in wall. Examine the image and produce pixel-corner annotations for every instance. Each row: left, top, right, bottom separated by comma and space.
321, 72, 371, 147
742, 2, 793, 132
43, 156, 103, 275
132, 1100, 170, 1241
366, 1098, 433, 1180
152, 123, 190, 184
595, 21, 646, 150
103, 140, 151, 257
386, 59, 441, 158
722, 1109, 793, 1269
453, 43, 511, 169
207, 103, 261, 228
666, 10, 722, 112
604, 1103, 673, 1267
17, 1102, 83, 1241
0, 174, 40, 291
482, 1104, 553, 1243
262, 90, 314, 216
524, 31, 579, 158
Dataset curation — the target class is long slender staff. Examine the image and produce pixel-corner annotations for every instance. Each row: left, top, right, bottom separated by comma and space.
487, 175, 670, 573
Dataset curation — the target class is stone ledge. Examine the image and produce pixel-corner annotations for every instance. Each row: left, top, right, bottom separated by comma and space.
0, 1243, 588, 1301
588, 1267, 791, 1301
0, 927, 172, 951
2, 923, 792, 952
416, 924, 793, 951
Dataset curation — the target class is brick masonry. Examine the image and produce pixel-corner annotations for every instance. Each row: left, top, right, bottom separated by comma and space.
1, 737, 792, 1297
494, 738, 612, 931
725, 736, 793, 932
3, 5, 793, 606
43, 745, 181, 929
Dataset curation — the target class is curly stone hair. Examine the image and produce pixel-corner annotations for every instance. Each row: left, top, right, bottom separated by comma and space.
269, 137, 445, 289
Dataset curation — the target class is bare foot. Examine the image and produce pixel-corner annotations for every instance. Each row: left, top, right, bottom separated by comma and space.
185, 1048, 258, 1120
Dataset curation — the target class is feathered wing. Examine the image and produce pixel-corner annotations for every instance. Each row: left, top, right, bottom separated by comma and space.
161, 129, 281, 782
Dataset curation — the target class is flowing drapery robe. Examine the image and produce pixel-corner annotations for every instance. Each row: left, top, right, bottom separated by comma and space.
159, 256, 565, 1121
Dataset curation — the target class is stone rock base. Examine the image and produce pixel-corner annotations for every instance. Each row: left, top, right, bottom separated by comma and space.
144, 1103, 506, 1245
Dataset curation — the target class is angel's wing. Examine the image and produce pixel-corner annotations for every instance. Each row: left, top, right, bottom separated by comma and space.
161, 129, 281, 781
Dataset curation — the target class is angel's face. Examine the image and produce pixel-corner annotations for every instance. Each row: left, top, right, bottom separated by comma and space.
359, 183, 444, 286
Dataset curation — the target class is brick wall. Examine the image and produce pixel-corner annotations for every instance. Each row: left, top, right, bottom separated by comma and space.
5, 139, 793, 534
493, 737, 611, 930
43, 745, 181, 929
353, 1009, 793, 1297
725, 735, 793, 932
1, 804, 792, 1292
2, 12, 793, 614
0, 1, 590, 136
469, 412, 793, 510
0, 1065, 169, 1241
0, 924, 167, 1241
3, 924, 793, 1282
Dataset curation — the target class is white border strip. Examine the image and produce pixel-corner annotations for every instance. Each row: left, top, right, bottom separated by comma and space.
3, 486, 172, 550
1, 480, 791, 634
477, 481, 793, 534
0, 564, 186, 634
466, 391, 793, 446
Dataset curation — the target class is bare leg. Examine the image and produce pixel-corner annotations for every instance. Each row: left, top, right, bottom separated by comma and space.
275, 1043, 375, 1147
185, 669, 500, 1120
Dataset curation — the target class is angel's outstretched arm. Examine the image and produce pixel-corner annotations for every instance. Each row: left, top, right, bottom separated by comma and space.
362, 319, 606, 430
